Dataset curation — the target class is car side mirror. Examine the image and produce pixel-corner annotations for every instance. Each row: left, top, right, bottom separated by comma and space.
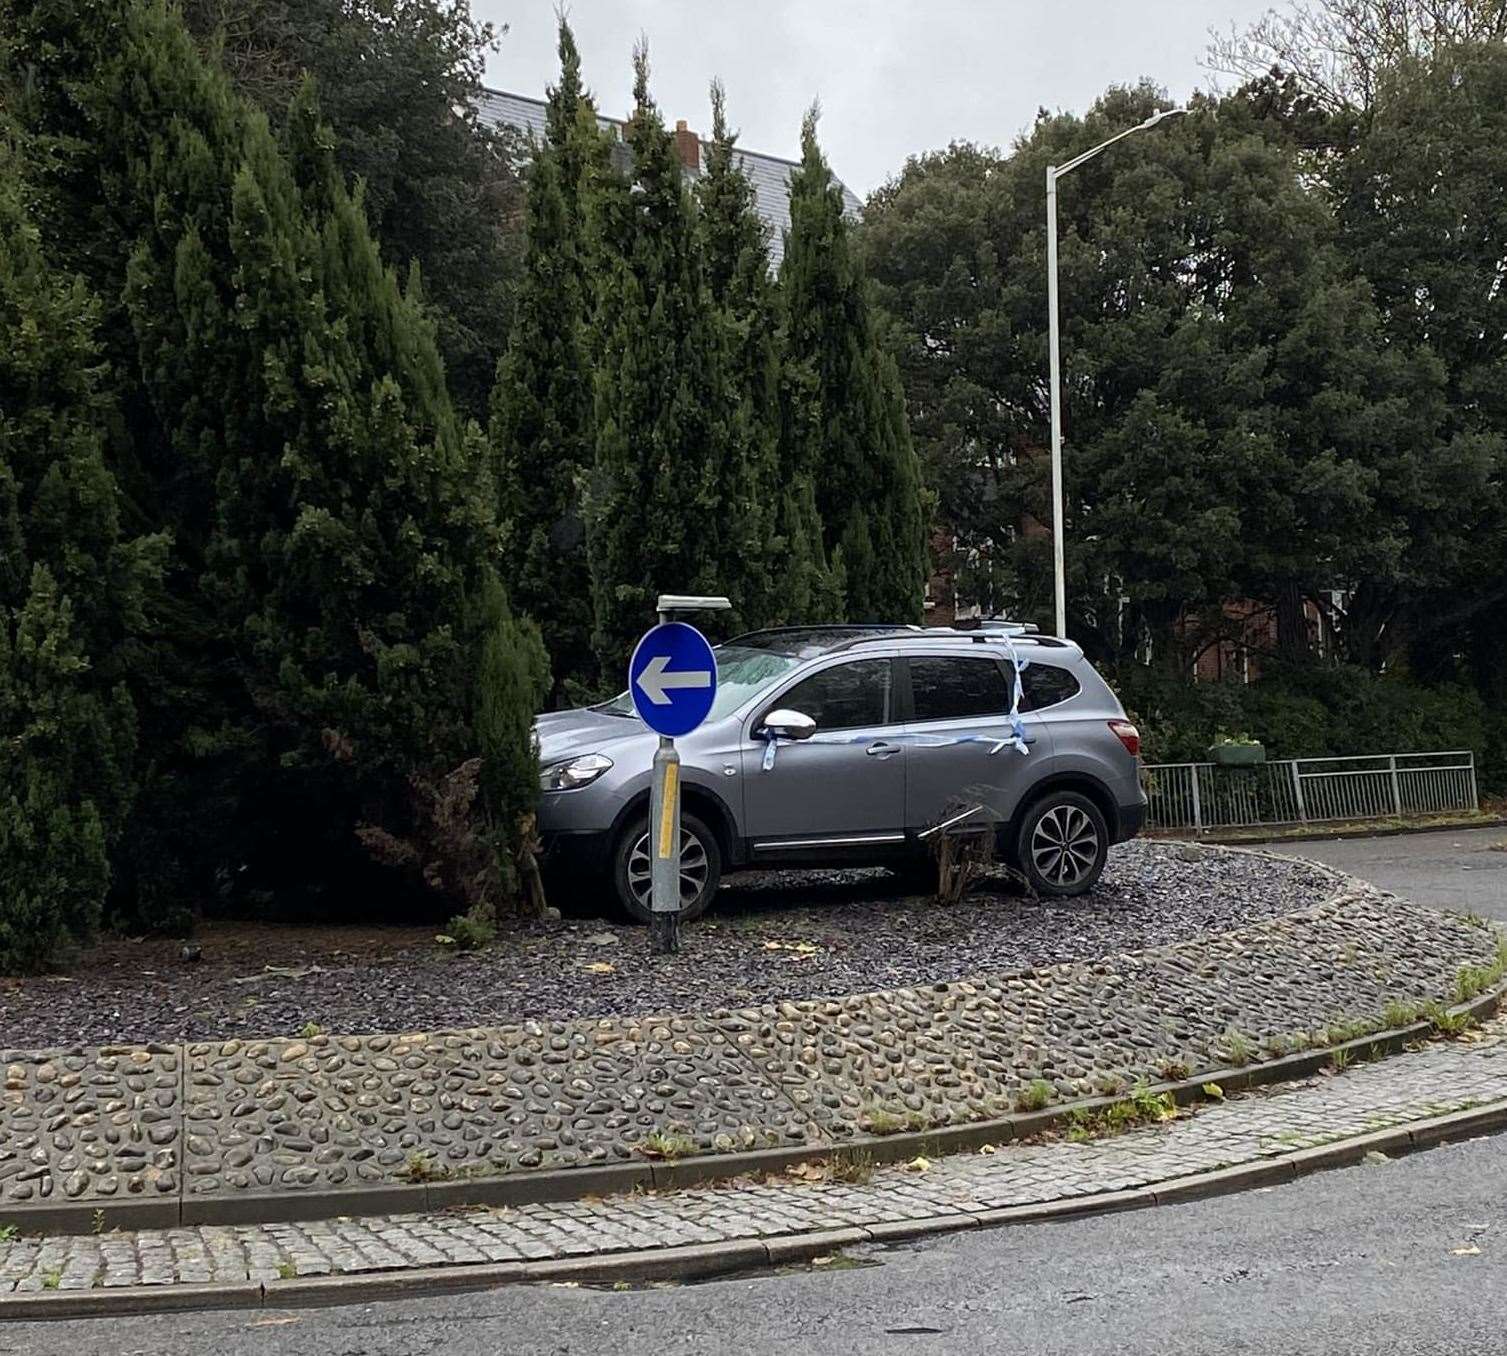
760, 708, 817, 741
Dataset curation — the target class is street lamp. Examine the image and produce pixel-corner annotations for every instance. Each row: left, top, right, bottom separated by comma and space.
1045, 107, 1186, 639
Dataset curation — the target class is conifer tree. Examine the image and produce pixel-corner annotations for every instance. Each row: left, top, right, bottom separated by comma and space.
0, 127, 161, 969
489, 19, 602, 697
583, 46, 740, 668
5, 0, 538, 915
781, 108, 927, 622
696, 81, 833, 626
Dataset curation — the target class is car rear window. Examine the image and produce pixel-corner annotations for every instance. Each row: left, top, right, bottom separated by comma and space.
909, 655, 1011, 722
1021, 662, 1081, 710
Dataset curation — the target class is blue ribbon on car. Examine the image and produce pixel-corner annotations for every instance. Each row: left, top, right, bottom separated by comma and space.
760, 635, 1034, 771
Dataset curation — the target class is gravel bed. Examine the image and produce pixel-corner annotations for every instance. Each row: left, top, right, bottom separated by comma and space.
0, 841, 1340, 1049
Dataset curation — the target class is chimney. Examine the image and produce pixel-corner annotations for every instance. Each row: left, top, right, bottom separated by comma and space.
673, 119, 701, 172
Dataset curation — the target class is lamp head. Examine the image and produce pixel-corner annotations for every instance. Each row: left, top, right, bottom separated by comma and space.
1141, 107, 1188, 129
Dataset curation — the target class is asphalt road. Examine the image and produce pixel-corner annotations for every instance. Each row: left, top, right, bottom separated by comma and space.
1263, 824, 1507, 921
7, 1130, 1506, 1356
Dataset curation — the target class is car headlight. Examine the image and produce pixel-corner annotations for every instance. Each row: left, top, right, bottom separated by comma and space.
539, 753, 614, 791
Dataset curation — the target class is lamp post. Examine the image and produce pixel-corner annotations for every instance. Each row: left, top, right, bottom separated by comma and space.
1045, 107, 1186, 639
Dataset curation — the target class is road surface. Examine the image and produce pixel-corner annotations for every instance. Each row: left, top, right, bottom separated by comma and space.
1265, 824, 1507, 921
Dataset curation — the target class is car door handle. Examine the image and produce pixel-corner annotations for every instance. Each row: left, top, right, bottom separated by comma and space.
866, 741, 901, 758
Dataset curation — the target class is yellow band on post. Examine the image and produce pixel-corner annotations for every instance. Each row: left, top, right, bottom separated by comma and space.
657, 762, 679, 859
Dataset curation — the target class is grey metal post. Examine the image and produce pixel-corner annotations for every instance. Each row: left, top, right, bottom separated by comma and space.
1289, 759, 1308, 823
649, 735, 681, 955
1046, 163, 1066, 641
1388, 753, 1403, 817
649, 606, 680, 955
1467, 751, 1480, 813
1190, 764, 1203, 835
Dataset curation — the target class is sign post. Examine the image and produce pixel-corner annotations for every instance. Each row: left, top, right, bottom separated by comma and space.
629, 595, 728, 955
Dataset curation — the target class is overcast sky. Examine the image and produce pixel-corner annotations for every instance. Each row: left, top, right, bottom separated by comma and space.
476, 1, 1277, 196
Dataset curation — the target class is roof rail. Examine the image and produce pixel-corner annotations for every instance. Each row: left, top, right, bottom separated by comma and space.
721, 623, 918, 646
827, 627, 1069, 655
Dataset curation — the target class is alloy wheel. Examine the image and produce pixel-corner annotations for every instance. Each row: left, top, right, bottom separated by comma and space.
626, 829, 710, 911
1029, 803, 1100, 887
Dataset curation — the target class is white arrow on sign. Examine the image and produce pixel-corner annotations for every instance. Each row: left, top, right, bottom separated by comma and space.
636, 654, 713, 706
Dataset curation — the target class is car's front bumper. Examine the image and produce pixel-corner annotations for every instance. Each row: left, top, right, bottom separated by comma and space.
539, 827, 614, 875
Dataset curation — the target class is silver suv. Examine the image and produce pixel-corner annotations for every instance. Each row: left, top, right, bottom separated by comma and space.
535, 625, 1146, 922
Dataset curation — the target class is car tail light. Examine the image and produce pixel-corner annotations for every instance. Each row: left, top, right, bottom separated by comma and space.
1108, 719, 1141, 757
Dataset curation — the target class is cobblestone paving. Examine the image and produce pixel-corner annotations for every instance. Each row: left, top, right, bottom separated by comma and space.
2, 867, 1501, 1212
2, 1018, 1503, 1293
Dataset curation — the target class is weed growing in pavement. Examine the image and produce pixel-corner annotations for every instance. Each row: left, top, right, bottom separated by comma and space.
636, 1131, 696, 1161
276, 1261, 297, 1280
1455, 940, 1507, 1003
1064, 1108, 1099, 1143
1219, 1029, 1256, 1067
401, 1151, 452, 1184
1091, 1073, 1127, 1098
1060, 1086, 1175, 1142
41, 1270, 60, 1290
1014, 1079, 1055, 1113
825, 1149, 875, 1185
298, 1021, 324, 1040
1261, 1034, 1290, 1058
1127, 1083, 1176, 1122
91, 1209, 105, 1236
1157, 1059, 1191, 1083
0, 1225, 17, 1244
1328, 1047, 1351, 1072
858, 1104, 931, 1135
1383, 998, 1427, 1029
1326, 1016, 1379, 1046
1425, 1003, 1476, 1037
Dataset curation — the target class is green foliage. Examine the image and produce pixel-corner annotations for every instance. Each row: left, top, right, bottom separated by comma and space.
474, 568, 549, 860
1120, 662, 1487, 767
783, 108, 926, 623
180, 0, 524, 420
0, 126, 161, 970
5, 0, 535, 931
1013, 1078, 1054, 1113
582, 46, 743, 668
694, 81, 786, 630
440, 908, 495, 952
489, 19, 600, 696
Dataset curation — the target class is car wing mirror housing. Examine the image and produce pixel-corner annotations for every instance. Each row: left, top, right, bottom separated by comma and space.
760, 708, 817, 741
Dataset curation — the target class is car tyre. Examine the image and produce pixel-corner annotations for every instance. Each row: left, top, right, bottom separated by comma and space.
611, 810, 722, 925
1016, 791, 1108, 897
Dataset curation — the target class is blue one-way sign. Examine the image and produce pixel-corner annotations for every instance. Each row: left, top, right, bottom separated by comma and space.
629, 622, 718, 737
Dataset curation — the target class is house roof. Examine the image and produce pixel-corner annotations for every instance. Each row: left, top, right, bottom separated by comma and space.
476, 87, 863, 269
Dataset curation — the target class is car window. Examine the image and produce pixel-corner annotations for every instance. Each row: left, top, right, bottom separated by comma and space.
595, 644, 805, 721
1021, 662, 1081, 711
909, 655, 1011, 722
765, 658, 892, 731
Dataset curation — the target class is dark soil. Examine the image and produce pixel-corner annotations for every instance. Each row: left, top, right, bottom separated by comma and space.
0, 841, 1338, 1049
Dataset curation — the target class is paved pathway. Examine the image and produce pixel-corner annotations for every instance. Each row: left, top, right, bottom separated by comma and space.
3, 1015, 1503, 1297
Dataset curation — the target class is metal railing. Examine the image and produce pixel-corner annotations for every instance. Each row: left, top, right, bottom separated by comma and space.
1141, 750, 1479, 834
